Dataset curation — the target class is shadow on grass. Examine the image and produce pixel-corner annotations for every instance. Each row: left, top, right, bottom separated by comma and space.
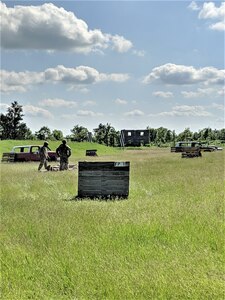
65, 195, 128, 202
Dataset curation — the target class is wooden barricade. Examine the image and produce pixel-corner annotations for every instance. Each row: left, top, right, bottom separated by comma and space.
1, 153, 15, 162
78, 161, 130, 198
181, 147, 202, 158
86, 149, 98, 156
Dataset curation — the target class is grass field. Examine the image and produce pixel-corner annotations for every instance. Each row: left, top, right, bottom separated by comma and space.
1, 141, 224, 299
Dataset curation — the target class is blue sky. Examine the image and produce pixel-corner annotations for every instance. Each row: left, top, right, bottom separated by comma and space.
1, 0, 224, 135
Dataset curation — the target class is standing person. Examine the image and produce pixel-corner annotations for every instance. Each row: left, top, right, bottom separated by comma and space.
38, 141, 50, 171
56, 139, 71, 170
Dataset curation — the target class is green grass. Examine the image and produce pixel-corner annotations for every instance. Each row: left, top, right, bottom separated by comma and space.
0, 140, 120, 160
1, 141, 224, 299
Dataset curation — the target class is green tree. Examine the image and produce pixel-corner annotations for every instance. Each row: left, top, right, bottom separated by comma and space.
218, 129, 225, 141
192, 131, 200, 141
177, 128, 193, 141
0, 101, 32, 139
146, 127, 157, 143
199, 128, 211, 141
52, 129, 64, 141
94, 123, 119, 146
35, 126, 52, 140
155, 127, 170, 145
17, 123, 34, 140
70, 125, 89, 142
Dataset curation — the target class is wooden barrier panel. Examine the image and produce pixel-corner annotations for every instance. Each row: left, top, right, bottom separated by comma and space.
181, 149, 202, 158
1, 153, 15, 162
78, 161, 130, 198
86, 150, 98, 156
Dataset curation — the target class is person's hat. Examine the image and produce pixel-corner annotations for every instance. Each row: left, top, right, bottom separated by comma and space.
44, 141, 49, 146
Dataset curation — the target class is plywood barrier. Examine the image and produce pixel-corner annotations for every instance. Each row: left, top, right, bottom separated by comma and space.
86, 149, 98, 156
78, 161, 130, 198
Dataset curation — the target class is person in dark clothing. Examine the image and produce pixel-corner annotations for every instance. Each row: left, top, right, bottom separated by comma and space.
56, 140, 71, 170
38, 141, 51, 171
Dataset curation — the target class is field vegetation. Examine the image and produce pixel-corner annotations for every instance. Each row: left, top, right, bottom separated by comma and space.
1, 140, 224, 299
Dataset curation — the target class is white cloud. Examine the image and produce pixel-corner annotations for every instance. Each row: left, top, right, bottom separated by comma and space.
132, 49, 146, 57
181, 88, 215, 98
150, 105, 212, 117
0, 70, 43, 93
110, 35, 133, 53
1, 66, 130, 93
209, 21, 225, 31
99, 73, 130, 82
115, 98, 128, 105
153, 91, 174, 98
76, 110, 103, 117
23, 105, 53, 118
143, 63, 224, 86
39, 98, 77, 108
211, 103, 224, 111
124, 109, 144, 116
199, 2, 225, 20
192, 2, 225, 31
188, 1, 200, 11
44, 65, 130, 84
218, 88, 225, 97
0, 2, 133, 53
82, 100, 96, 107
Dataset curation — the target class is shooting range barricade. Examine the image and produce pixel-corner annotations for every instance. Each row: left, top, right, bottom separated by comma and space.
1, 153, 15, 162
86, 149, 98, 156
181, 148, 202, 158
78, 161, 130, 199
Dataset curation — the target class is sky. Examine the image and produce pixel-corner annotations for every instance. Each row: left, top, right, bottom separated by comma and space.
1, 0, 224, 135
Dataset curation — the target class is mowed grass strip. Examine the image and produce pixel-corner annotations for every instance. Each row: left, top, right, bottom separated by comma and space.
1, 145, 224, 299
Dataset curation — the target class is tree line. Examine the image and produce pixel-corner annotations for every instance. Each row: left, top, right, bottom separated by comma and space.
1, 101, 225, 146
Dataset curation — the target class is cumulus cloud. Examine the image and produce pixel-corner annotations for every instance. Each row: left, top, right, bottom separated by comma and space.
150, 105, 212, 117
143, 63, 225, 86
211, 103, 224, 111
76, 110, 103, 117
132, 49, 146, 57
124, 109, 144, 116
153, 91, 174, 98
188, 1, 200, 11
39, 98, 77, 108
209, 21, 225, 31
189, 2, 225, 31
199, 2, 225, 20
1, 65, 130, 93
181, 88, 215, 98
0, 1, 133, 53
110, 35, 133, 53
181, 87, 225, 98
23, 105, 53, 118
115, 98, 128, 105
199, 2, 225, 31
44, 65, 130, 84
0, 70, 43, 93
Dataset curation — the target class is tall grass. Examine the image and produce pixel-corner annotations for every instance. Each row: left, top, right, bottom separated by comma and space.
1, 142, 224, 299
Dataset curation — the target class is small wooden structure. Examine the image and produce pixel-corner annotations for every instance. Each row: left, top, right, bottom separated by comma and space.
78, 161, 130, 198
86, 149, 98, 156
1, 153, 15, 162
120, 130, 150, 146
181, 149, 202, 158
